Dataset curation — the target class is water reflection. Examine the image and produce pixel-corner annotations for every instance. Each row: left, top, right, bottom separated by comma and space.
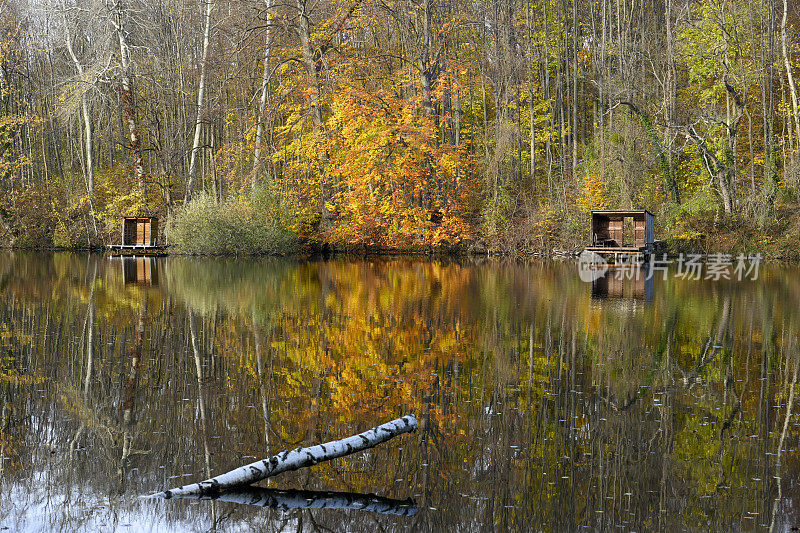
168, 487, 418, 516
0, 251, 799, 531
119, 256, 159, 286
591, 265, 654, 301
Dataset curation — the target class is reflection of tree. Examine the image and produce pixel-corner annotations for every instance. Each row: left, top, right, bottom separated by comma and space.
3, 254, 800, 530
252, 312, 274, 457
118, 297, 147, 492
69, 258, 97, 458
188, 309, 219, 529
173, 487, 417, 516
770, 349, 798, 532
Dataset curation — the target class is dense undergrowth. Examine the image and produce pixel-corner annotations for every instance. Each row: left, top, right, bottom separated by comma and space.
2, 180, 798, 259
165, 188, 297, 255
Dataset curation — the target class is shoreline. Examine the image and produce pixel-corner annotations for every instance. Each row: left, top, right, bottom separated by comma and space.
1, 245, 796, 262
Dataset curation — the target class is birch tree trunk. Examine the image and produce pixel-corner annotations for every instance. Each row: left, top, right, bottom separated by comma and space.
61, 4, 93, 200
151, 414, 417, 498
167, 487, 418, 516
186, 0, 214, 202
252, 0, 274, 189
781, 0, 800, 183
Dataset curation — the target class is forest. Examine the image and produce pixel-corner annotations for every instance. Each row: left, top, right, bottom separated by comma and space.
1, 0, 799, 255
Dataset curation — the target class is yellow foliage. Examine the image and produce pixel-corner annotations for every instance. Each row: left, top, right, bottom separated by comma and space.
322, 88, 476, 247
576, 173, 608, 212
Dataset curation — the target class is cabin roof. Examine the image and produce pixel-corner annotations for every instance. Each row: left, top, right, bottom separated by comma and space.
122, 216, 158, 221
590, 209, 654, 218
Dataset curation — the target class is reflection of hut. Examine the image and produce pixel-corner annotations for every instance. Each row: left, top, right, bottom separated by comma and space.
585, 210, 655, 259
111, 217, 160, 250
122, 256, 159, 285
591, 267, 653, 301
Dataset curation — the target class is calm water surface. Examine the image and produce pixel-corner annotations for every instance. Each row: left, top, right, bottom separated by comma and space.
0, 252, 799, 531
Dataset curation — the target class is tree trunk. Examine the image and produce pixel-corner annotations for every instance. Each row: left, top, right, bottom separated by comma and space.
664, 0, 680, 203
419, 0, 435, 118
571, 0, 578, 177
781, 0, 800, 183
186, 0, 214, 202
601, 0, 608, 186
252, 0, 274, 189
62, 4, 99, 238
62, 4, 93, 199
762, 0, 777, 212
297, 0, 322, 127
296, 0, 331, 222
527, 1, 535, 185
151, 414, 417, 498
686, 124, 734, 213
722, 77, 745, 214
119, 72, 145, 203
114, 1, 147, 204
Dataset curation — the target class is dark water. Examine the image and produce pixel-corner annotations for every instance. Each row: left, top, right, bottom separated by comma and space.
0, 252, 799, 531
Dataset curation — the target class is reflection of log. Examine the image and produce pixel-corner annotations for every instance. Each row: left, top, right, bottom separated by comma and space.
164, 487, 418, 516
151, 414, 417, 498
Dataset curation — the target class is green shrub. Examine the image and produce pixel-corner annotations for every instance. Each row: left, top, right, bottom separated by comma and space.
166, 187, 298, 254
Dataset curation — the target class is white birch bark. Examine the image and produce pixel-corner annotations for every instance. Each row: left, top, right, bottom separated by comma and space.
61, 3, 93, 199
251, 0, 274, 189
164, 487, 418, 516
782, 0, 800, 176
150, 414, 417, 498
186, 0, 214, 201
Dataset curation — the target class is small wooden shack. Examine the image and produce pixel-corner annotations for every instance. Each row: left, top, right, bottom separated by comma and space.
117, 217, 159, 249
584, 209, 655, 258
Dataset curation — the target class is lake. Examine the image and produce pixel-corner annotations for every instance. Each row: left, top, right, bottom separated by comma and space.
0, 252, 798, 531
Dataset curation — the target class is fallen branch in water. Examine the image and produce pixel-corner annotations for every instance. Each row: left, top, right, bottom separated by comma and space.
161, 487, 417, 516
149, 414, 417, 498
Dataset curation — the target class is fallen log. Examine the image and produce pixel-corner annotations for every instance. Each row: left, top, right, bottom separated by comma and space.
149, 414, 417, 498
161, 487, 417, 516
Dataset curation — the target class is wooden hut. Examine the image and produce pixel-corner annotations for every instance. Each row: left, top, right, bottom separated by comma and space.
584, 209, 655, 258
113, 217, 159, 249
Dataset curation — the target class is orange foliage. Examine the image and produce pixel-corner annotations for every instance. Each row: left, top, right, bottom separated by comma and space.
324, 88, 476, 247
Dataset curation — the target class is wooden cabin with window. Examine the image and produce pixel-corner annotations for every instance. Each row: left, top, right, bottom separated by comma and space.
109, 217, 162, 251
584, 209, 655, 258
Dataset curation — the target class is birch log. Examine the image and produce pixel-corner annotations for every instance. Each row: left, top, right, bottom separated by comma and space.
162, 487, 417, 516
150, 414, 416, 498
